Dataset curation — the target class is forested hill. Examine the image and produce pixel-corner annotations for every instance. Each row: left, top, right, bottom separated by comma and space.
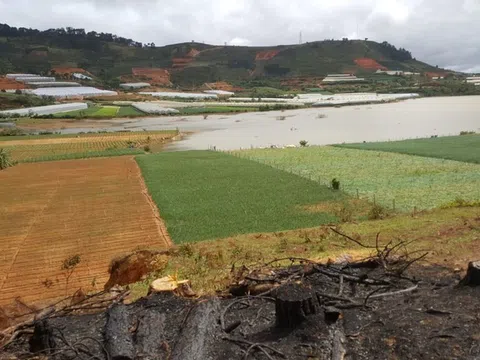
0, 23, 441, 87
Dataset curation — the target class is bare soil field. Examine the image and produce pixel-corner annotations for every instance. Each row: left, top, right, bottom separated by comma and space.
0, 157, 171, 307
0, 78, 26, 90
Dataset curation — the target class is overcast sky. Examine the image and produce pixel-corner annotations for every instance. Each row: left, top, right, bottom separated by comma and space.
1, 0, 479, 72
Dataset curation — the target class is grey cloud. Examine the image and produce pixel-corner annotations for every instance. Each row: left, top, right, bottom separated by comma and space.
0, 0, 478, 72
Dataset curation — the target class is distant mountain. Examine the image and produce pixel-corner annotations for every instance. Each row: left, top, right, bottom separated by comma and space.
0, 24, 442, 87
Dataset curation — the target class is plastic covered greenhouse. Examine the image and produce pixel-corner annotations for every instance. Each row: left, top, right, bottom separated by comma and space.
139, 91, 217, 99
0, 103, 88, 116
132, 103, 179, 114
31, 87, 118, 98
120, 82, 151, 89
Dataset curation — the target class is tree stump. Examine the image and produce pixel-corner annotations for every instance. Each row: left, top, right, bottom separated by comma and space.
105, 305, 135, 360
460, 261, 480, 286
275, 283, 319, 328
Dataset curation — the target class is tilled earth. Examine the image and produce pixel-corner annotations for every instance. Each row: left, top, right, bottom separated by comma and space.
3, 264, 480, 360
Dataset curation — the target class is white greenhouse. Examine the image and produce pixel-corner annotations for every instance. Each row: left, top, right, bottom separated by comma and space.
6, 74, 39, 79
132, 103, 179, 114
0, 103, 88, 116
31, 87, 118, 98
27, 82, 81, 88
204, 90, 234, 96
120, 82, 151, 89
16, 77, 56, 83
139, 91, 218, 100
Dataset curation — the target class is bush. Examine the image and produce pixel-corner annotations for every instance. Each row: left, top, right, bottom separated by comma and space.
460, 131, 476, 135
143, 145, 151, 152
0, 128, 26, 136
368, 204, 388, 220
331, 178, 340, 190
299, 140, 308, 147
0, 148, 12, 170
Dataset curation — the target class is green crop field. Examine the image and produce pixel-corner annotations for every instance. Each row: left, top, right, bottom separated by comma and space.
136, 151, 345, 243
235, 147, 480, 211
335, 134, 480, 164
51, 105, 144, 118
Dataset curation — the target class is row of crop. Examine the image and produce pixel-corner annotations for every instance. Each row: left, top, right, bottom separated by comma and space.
227, 147, 480, 211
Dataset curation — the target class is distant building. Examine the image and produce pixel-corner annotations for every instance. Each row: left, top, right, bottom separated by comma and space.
466, 76, 480, 85
375, 70, 420, 76
120, 82, 151, 89
73, 73, 93, 81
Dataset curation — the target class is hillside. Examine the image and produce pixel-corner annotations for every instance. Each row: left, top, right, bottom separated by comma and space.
0, 24, 442, 87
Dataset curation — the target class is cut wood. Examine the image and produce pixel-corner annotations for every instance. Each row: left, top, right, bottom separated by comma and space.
460, 261, 480, 286
275, 283, 319, 328
149, 277, 195, 297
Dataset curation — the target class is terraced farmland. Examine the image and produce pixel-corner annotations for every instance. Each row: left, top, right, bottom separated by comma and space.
0, 131, 177, 162
236, 147, 480, 211
0, 157, 171, 306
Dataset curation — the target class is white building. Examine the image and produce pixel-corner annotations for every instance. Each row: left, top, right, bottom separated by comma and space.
466, 76, 480, 85
375, 70, 420, 76
72, 73, 93, 81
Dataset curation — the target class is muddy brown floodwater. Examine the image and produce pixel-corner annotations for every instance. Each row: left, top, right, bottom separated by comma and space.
44, 96, 480, 150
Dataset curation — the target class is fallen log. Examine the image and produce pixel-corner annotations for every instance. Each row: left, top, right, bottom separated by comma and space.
460, 261, 480, 286
275, 283, 319, 328
105, 305, 135, 360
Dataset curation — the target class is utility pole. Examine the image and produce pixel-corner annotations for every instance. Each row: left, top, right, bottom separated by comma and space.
299, 31, 302, 45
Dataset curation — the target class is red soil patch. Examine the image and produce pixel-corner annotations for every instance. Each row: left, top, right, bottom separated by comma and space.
354, 58, 387, 70
0, 157, 171, 307
131, 68, 172, 86
255, 50, 280, 61
0, 77, 26, 90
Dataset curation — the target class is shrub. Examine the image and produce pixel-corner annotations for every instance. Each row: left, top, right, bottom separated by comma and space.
460, 131, 476, 135
368, 204, 388, 220
143, 145, 151, 152
299, 140, 308, 147
335, 202, 353, 222
0, 148, 13, 170
331, 178, 340, 190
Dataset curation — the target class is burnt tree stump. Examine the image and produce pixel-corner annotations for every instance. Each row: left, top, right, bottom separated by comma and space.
105, 305, 135, 360
275, 283, 319, 328
460, 261, 480, 286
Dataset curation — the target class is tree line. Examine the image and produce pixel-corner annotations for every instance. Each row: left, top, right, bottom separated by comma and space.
0, 23, 145, 48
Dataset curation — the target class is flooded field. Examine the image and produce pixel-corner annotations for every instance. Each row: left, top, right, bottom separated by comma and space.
41, 96, 480, 150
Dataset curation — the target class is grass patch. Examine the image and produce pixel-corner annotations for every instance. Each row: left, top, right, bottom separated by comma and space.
117, 106, 145, 116
235, 146, 480, 211
128, 206, 480, 298
136, 151, 346, 244
334, 134, 480, 164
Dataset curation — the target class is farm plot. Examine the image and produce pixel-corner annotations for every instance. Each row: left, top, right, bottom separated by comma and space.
236, 147, 480, 211
136, 151, 345, 244
335, 134, 480, 164
0, 157, 171, 306
0, 131, 177, 162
